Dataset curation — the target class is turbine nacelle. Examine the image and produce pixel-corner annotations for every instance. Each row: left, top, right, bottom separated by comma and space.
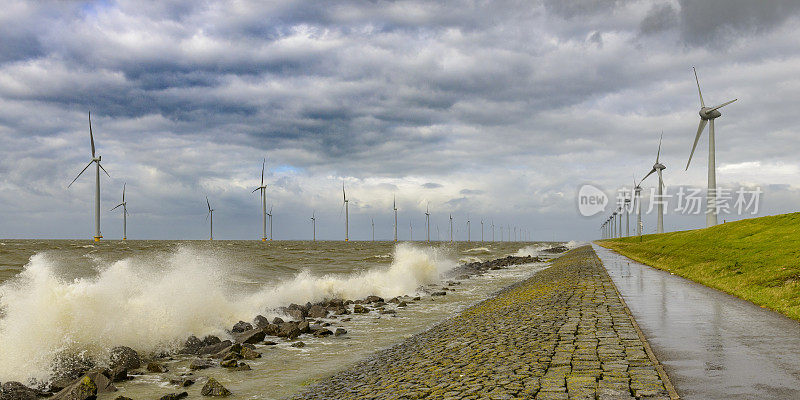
699, 107, 722, 120
93, 156, 101, 162
653, 162, 666, 171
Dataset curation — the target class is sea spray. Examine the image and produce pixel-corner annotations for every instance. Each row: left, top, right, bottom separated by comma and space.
0, 243, 455, 383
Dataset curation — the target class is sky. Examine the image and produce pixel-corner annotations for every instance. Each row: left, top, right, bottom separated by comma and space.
1, 0, 800, 241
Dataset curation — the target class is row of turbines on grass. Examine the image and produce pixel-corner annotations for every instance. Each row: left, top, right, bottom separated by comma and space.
68, 115, 533, 242
601, 67, 737, 239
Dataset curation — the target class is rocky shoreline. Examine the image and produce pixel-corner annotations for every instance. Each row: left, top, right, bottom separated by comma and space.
0, 250, 559, 400
288, 245, 671, 400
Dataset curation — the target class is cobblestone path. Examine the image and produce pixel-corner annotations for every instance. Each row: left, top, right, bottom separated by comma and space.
290, 246, 673, 400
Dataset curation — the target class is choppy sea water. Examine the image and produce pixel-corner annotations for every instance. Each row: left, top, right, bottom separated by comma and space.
0, 239, 575, 399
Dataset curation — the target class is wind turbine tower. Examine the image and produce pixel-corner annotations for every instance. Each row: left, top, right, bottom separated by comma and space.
206, 197, 214, 240
311, 211, 316, 242
252, 159, 268, 241
68, 111, 110, 241
267, 205, 273, 241
481, 220, 484, 242
467, 217, 471, 242
425, 203, 430, 243
449, 214, 453, 243
393, 195, 398, 242
642, 133, 667, 234
687, 67, 737, 228
371, 217, 375, 241
343, 183, 349, 242
109, 183, 128, 240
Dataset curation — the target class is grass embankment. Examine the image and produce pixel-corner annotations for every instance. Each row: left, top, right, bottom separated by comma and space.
597, 212, 800, 322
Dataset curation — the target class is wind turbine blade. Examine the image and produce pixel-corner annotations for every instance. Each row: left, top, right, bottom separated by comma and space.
709, 98, 737, 111
206, 196, 211, 211
641, 168, 656, 182
252, 187, 260, 193
98, 163, 110, 178
656, 132, 663, 163
67, 161, 93, 188
110, 203, 123, 211
89, 111, 96, 158
261, 158, 265, 186
693, 67, 705, 107
686, 119, 708, 170
343, 183, 346, 202
269, 205, 272, 214
122, 183, 126, 202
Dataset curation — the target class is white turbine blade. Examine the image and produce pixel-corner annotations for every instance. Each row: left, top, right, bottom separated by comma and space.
641, 168, 656, 182
122, 183, 126, 202
252, 187, 260, 193
89, 111, 96, 158
261, 158, 265, 186
67, 161, 93, 188
656, 132, 663, 163
206, 196, 211, 211
110, 203, 123, 211
343, 183, 346, 202
686, 119, 708, 170
693, 67, 705, 107
709, 98, 737, 111
98, 163, 110, 177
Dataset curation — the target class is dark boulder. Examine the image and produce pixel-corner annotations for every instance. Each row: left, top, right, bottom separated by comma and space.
201, 378, 231, 397
313, 328, 333, 337
84, 369, 116, 393
51, 353, 95, 381
276, 323, 300, 339
352, 304, 369, 314
108, 346, 141, 370
189, 359, 214, 371
179, 335, 203, 354
297, 321, 311, 334
290, 341, 305, 348
198, 340, 232, 355
262, 324, 280, 336
146, 362, 168, 373
307, 305, 328, 319
334, 328, 347, 336
431, 291, 446, 296
169, 377, 195, 387
231, 321, 253, 333
109, 366, 128, 383
158, 392, 188, 400
1, 382, 43, 400
263, 341, 278, 346
201, 336, 222, 346
398, 301, 408, 307
364, 295, 384, 303
51, 376, 97, 400
284, 304, 307, 320
271, 317, 284, 325
232, 328, 265, 344
253, 315, 269, 328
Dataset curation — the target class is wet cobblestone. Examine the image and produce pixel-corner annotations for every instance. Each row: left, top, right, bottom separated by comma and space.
289, 246, 670, 400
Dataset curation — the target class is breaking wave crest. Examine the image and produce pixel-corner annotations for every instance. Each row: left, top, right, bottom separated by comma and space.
0, 243, 455, 383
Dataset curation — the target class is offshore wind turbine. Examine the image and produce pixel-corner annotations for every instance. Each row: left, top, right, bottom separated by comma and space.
393, 195, 398, 242
481, 220, 484, 242
466, 217, 471, 242
109, 183, 128, 241
371, 217, 375, 241
311, 211, 316, 242
449, 214, 453, 242
633, 176, 643, 236
642, 133, 667, 234
252, 159, 268, 241
267, 205, 273, 241
491, 220, 495, 242
687, 67, 737, 227
68, 111, 110, 242
624, 190, 631, 237
343, 183, 349, 242
206, 197, 214, 240
425, 203, 430, 243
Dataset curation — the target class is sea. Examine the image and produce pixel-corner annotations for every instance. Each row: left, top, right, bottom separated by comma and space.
0, 239, 574, 399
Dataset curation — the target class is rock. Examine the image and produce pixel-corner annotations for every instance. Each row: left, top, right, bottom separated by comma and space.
169, 377, 195, 387
232, 363, 250, 371
219, 359, 238, 368
271, 317, 284, 325
297, 321, 311, 334
263, 341, 278, 346
49, 377, 76, 393
290, 341, 305, 348
109, 367, 128, 383
373, 301, 386, 307
379, 309, 396, 314
239, 347, 261, 360
201, 378, 231, 397
109, 346, 141, 370
1, 382, 42, 400
51, 353, 95, 381
179, 335, 203, 354
262, 323, 280, 336
283, 303, 308, 320
364, 295, 384, 303
232, 328, 265, 344
84, 369, 117, 393
189, 359, 214, 371
331, 307, 349, 315
313, 328, 333, 337
114, 397, 133, 400
253, 315, 270, 328
198, 340, 232, 355
307, 305, 328, 318
158, 392, 188, 400
146, 362, 168, 373
352, 304, 369, 314
277, 322, 300, 339
431, 291, 446, 296
201, 335, 222, 346
231, 321, 253, 333
398, 301, 408, 307
51, 376, 97, 400
334, 328, 347, 336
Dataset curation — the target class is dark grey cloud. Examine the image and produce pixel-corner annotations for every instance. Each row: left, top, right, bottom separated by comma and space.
422, 183, 443, 189
677, 0, 800, 46
639, 3, 679, 36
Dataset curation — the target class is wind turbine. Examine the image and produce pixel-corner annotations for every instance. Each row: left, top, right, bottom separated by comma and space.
687, 67, 737, 227
624, 189, 631, 237
109, 183, 128, 241
267, 205, 273, 241
371, 217, 375, 242
206, 197, 214, 240
633, 176, 643, 236
466, 217, 471, 242
68, 111, 110, 242
449, 214, 453, 243
641, 133, 667, 234
481, 220, 484, 242
491, 220, 495, 242
343, 183, 349, 242
311, 211, 316, 242
425, 203, 430, 243
393, 195, 398, 242
252, 159, 268, 241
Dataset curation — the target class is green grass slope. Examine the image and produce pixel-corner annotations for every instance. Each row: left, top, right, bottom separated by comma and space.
597, 212, 800, 321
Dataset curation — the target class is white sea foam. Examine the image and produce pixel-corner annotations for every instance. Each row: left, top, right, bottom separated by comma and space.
463, 247, 491, 254
513, 244, 551, 257
0, 243, 454, 383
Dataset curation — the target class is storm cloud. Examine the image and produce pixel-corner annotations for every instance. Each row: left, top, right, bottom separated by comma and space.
1, 0, 800, 240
